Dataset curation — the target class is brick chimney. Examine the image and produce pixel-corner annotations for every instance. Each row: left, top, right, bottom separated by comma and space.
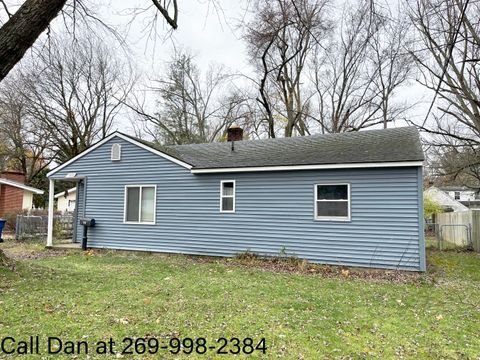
0, 171, 26, 184
227, 124, 243, 142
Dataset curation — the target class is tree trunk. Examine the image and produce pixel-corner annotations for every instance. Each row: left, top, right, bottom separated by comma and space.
0, 0, 67, 81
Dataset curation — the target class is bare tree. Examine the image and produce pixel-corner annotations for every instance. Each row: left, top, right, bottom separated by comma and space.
0, 78, 52, 181
11, 34, 135, 163
311, 0, 413, 133
369, 3, 414, 128
129, 51, 244, 145
0, 0, 186, 82
0, 0, 67, 81
410, 0, 480, 145
243, 0, 413, 137
428, 142, 480, 193
410, 0, 479, 188
244, 0, 331, 138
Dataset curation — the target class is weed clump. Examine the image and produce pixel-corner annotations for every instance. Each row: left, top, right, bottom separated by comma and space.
0, 249, 15, 270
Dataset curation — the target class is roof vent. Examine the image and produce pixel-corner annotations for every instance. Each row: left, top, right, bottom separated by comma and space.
111, 144, 121, 161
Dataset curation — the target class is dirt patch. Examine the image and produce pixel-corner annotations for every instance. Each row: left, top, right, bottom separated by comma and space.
162, 251, 432, 283
5, 248, 72, 260
223, 253, 433, 284
0, 242, 72, 261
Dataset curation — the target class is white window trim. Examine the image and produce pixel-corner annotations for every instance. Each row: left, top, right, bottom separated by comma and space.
314, 183, 351, 222
220, 180, 236, 213
123, 185, 157, 225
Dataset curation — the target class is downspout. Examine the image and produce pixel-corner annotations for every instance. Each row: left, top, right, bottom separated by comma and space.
82, 177, 87, 219
68, 176, 87, 243
72, 183, 80, 243
46, 179, 54, 247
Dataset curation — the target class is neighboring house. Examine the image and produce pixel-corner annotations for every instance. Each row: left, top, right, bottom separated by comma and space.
46, 126, 426, 271
440, 186, 479, 202
55, 187, 77, 213
0, 171, 44, 217
424, 186, 469, 213
439, 186, 480, 209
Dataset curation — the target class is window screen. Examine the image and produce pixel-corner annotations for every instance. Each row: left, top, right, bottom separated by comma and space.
315, 184, 350, 220
140, 187, 155, 222
220, 181, 235, 212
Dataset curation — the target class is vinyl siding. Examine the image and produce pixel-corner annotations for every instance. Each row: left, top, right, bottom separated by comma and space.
50, 136, 424, 271
22, 190, 33, 210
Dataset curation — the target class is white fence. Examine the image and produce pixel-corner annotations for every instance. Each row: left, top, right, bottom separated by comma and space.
436, 210, 480, 251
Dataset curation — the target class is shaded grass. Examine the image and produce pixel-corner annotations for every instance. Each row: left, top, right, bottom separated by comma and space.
426, 236, 472, 252
0, 245, 479, 359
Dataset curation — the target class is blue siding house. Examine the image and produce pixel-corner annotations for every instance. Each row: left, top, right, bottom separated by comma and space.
46, 127, 425, 271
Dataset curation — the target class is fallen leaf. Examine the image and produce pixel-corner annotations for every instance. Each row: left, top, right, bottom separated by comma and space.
115, 318, 129, 325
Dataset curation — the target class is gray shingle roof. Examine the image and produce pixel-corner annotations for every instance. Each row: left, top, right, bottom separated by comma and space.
163, 126, 424, 169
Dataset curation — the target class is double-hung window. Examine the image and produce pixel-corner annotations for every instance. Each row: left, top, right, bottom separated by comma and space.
124, 185, 156, 224
315, 184, 350, 221
220, 180, 235, 213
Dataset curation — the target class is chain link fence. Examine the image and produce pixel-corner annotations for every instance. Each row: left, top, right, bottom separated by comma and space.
425, 222, 473, 250
15, 214, 74, 241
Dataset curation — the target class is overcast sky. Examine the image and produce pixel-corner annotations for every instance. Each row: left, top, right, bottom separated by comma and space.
97, 0, 430, 131
82, 0, 257, 132
97, 0, 252, 75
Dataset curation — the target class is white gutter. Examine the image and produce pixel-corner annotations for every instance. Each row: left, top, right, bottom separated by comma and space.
190, 161, 424, 174
0, 178, 44, 194
54, 187, 77, 198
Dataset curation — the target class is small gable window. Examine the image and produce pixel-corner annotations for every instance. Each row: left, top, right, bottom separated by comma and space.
315, 184, 350, 221
220, 180, 235, 213
111, 144, 121, 161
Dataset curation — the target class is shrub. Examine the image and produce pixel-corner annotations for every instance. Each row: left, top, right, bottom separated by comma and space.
424, 195, 442, 220
0, 249, 14, 269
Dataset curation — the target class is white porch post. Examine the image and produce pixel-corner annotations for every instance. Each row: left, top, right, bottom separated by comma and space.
47, 179, 54, 247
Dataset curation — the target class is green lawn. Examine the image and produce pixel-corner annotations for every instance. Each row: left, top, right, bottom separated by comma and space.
0, 243, 479, 359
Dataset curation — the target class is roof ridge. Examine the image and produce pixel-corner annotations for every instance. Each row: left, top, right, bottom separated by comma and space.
167, 126, 423, 169
168, 126, 419, 149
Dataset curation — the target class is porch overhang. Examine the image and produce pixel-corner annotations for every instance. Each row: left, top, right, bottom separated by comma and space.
46, 176, 86, 247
